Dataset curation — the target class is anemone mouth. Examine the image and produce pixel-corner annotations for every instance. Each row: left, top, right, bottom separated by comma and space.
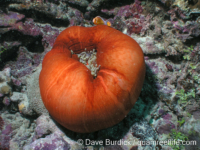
71, 49, 100, 79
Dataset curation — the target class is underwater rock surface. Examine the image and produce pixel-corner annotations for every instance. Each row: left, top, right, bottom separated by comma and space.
0, 0, 200, 149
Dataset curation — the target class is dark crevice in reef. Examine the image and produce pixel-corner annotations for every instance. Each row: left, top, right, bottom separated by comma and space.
83, 0, 140, 20
9, 102, 20, 114
151, 0, 172, 11
163, 14, 171, 21
89, 0, 171, 20
96, 11, 115, 20
98, 0, 126, 9
166, 55, 184, 64
145, 53, 167, 60
0, 46, 18, 66
0, 102, 4, 111
99, 0, 139, 10
189, 13, 200, 21
26, 36, 44, 53
0, 1, 15, 13
145, 53, 183, 64
16, 17, 26, 24
0, 30, 44, 69
0, 30, 44, 53
9, 8, 70, 27
185, 35, 200, 46
66, 2, 87, 14
0, 26, 12, 28
45, 0, 60, 5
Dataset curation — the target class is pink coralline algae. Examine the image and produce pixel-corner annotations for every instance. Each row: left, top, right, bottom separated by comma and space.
101, 0, 145, 35
0, 116, 4, 130
24, 133, 70, 150
3, 97, 10, 106
0, 11, 25, 27
116, 0, 143, 18
168, 7, 200, 42
11, 18, 60, 47
11, 77, 22, 87
168, 7, 190, 21
163, 113, 172, 123
130, 0, 143, 14
0, 124, 12, 150
173, 20, 200, 42
156, 122, 175, 134
0, 12, 60, 78
0, 93, 3, 98
127, 15, 143, 34
191, 43, 200, 61
145, 38, 159, 53
86, 0, 104, 11
0, 12, 60, 47
4, 46, 41, 78
165, 64, 173, 71
154, 110, 176, 134
145, 59, 177, 96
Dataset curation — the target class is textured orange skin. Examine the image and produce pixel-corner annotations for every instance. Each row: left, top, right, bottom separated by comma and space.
39, 25, 145, 133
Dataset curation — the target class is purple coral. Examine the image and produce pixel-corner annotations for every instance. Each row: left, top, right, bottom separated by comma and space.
120, 0, 144, 35
128, 19, 143, 34
158, 109, 166, 115
130, 0, 143, 14
0, 124, 12, 149
4, 46, 41, 78
166, 64, 173, 71
168, 8, 200, 42
11, 77, 22, 86
157, 123, 175, 134
3, 97, 10, 106
0, 93, 3, 98
116, 0, 143, 18
156, 113, 176, 134
4, 17, 60, 47
190, 43, 200, 59
145, 39, 159, 53
100, 0, 144, 34
24, 133, 70, 150
163, 113, 172, 123
0, 116, 4, 130
0, 12, 25, 27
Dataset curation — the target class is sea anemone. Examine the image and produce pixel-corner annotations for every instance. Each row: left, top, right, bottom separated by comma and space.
39, 25, 145, 133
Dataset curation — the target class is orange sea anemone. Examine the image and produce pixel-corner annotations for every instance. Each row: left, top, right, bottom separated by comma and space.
39, 25, 145, 133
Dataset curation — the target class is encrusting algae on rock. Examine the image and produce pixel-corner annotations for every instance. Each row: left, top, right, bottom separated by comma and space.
18, 103, 25, 113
